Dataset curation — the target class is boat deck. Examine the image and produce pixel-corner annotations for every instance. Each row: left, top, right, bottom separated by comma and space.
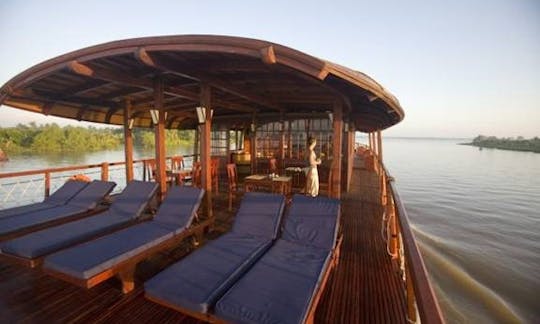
0, 160, 407, 323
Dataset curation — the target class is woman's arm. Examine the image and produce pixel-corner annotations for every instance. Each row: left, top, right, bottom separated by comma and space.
309, 151, 321, 166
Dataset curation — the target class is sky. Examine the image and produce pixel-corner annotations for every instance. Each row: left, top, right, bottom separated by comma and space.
0, 0, 538, 138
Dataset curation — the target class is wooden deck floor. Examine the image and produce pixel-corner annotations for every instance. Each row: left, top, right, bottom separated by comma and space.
0, 160, 407, 323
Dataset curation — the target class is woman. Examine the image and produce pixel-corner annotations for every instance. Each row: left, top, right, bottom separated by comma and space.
305, 137, 322, 197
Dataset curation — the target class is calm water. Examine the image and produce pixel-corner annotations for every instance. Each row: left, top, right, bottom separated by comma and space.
1, 138, 539, 322
381, 138, 540, 324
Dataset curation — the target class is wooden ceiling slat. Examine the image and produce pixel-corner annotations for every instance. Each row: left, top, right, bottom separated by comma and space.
136, 48, 282, 112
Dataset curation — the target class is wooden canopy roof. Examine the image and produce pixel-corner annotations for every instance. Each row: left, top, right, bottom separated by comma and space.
0, 35, 404, 132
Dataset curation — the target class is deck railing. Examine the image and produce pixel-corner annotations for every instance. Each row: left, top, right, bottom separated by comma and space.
361, 147, 444, 324
0, 154, 196, 209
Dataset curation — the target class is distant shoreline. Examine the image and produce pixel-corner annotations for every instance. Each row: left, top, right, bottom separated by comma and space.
461, 136, 540, 153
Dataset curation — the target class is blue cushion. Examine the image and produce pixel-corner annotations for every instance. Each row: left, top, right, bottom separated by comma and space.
0, 205, 86, 236
0, 180, 87, 219
281, 215, 339, 251
288, 194, 341, 219
66, 180, 115, 210
44, 180, 89, 205
42, 186, 204, 279
0, 212, 130, 258
230, 192, 285, 240
108, 180, 158, 218
215, 240, 331, 324
0, 180, 116, 236
0, 181, 156, 259
0, 202, 58, 220
281, 195, 340, 250
44, 222, 175, 279
153, 186, 204, 233
145, 233, 271, 314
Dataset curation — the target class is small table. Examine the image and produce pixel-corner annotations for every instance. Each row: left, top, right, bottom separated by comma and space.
166, 169, 192, 185
244, 174, 292, 195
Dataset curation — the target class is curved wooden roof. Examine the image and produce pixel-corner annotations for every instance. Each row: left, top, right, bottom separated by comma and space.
0, 35, 404, 132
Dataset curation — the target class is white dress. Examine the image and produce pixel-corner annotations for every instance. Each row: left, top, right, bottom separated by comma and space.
305, 150, 319, 197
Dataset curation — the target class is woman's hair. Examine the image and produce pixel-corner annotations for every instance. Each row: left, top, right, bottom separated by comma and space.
307, 137, 317, 146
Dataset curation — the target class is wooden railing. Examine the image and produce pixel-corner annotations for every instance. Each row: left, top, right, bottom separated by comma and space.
0, 154, 197, 208
359, 146, 444, 324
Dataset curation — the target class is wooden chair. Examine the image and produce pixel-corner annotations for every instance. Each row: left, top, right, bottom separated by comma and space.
147, 159, 174, 187
192, 162, 202, 188
146, 159, 157, 181
211, 158, 220, 193
226, 163, 239, 212
171, 156, 191, 185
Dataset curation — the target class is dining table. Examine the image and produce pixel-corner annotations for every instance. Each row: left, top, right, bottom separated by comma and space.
244, 174, 292, 195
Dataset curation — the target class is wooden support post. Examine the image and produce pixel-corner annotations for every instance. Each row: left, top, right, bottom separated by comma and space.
287, 120, 292, 159
279, 117, 285, 167
200, 83, 213, 219
331, 100, 343, 199
193, 128, 199, 162
123, 100, 134, 183
346, 129, 354, 192
101, 162, 109, 181
226, 129, 231, 163
377, 130, 383, 162
250, 116, 257, 173
154, 78, 167, 201
44, 172, 51, 198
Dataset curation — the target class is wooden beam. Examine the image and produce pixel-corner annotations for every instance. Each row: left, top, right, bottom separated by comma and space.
76, 105, 89, 121
42, 102, 54, 115
135, 49, 275, 111
68, 60, 256, 113
260, 46, 277, 64
66, 80, 109, 96
199, 83, 213, 218
331, 100, 343, 199
105, 108, 120, 124
30, 88, 120, 110
123, 100, 134, 182
154, 78, 167, 200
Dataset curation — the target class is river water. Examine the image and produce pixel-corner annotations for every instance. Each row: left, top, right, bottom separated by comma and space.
381, 138, 540, 324
0, 138, 538, 323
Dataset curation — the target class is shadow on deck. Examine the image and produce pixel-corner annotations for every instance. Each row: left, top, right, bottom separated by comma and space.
0, 159, 406, 323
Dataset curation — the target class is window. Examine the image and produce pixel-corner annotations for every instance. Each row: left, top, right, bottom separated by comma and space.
211, 130, 227, 156
256, 122, 281, 158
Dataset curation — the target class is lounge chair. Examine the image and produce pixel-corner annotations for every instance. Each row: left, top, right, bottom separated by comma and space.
0, 180, 158, 267
214, 194, 341, 324
144, 192, 286, 319
43, 186, 205, 293
0, 179, 88, 219
0, 180, 116, 240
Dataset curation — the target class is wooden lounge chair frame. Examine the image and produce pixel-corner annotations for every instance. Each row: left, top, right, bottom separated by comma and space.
145, 212, 343, 324
145, 234, 342, 323
0, 183, 159, 269
0, 181, 116, 242
0, 207, 108, 243
0, 218, 145, 268
44, 217, 214, 294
